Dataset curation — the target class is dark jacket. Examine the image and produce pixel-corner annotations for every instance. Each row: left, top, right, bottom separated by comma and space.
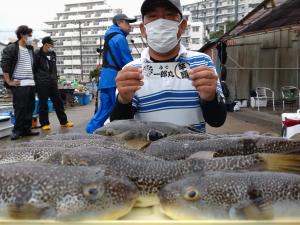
34, 48, 58, 84
100, 24, 133, 89
0, 41, 34, 85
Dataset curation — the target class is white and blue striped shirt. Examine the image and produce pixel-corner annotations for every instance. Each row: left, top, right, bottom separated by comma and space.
127, 44, 223, 132
13, 46, 35, 86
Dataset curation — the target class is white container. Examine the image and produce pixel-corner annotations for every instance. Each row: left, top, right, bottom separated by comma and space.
250, 97, 267, 108
282, 109, 300, 139
0, 115, 13, 138
236, 99, 248, 108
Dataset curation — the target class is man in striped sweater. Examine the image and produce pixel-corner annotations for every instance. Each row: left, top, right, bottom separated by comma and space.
1, 25, 39, 140
110, 0, 227, 132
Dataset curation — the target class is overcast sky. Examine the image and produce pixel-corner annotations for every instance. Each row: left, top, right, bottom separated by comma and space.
0, 0, 197, 42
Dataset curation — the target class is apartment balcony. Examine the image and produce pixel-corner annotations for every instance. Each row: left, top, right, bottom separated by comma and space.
129, 38, 144, 44
64, 69, 81, 74
69, 7, 87, 12
63, 41, 81, 46
68, 5, 111, 13
63, 32, 80, 37
63, 50, 81, 56
101, 12, 115, 18
82, 52, 98, 56
67, 15, 86, 20
63, 60, 81, 65
81, 42, 98, 46
82, 62, 97, 66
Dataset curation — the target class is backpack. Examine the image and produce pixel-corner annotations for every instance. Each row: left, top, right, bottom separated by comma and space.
221, 81, 230, 98
102, 32, 122, 71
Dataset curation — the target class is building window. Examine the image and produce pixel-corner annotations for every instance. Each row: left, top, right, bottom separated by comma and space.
63, 15, 68, 20
87, 5, 93, 10
192, 26, 200, 32
192, 38, 200, 44
93, 21, 99, 26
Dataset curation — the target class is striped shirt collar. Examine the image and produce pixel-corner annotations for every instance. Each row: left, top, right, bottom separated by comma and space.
140, 44, 188, 63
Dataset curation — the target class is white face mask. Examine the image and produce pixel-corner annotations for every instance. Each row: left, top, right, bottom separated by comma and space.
26, 36, 33, 45
145, 18, 181, 54
48, 47, 54, 52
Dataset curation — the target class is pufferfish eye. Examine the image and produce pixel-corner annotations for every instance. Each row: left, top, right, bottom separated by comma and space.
183, 188, 200, 201
83, 184, 104, 200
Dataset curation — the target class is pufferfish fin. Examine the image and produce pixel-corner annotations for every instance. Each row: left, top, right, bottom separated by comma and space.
7, 194, 53, 220
241, 187, 273, 220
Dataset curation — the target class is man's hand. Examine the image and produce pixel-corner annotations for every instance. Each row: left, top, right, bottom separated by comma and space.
189, 66, 218, 102
4, 73, 20, 87
116, 66, 144, 104
7, 80, 21, 87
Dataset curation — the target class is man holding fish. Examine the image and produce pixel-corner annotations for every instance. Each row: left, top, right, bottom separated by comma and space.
111, 0, 227, 132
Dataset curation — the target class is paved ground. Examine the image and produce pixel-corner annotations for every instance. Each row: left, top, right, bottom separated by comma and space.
1, 104, 94, 147
207, 107, 282, 136
1, 101, 289, 147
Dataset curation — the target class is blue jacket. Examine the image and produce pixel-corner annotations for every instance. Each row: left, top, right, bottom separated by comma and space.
99, 24, 133, 89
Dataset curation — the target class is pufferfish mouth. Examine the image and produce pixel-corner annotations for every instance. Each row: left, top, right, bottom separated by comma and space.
159, 203, 201, 220
158, 187, 179, 205
56, 190, 139, 220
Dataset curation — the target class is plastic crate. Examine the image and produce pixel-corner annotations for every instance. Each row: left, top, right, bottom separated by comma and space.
77, 95, 84, 105
33, 98, 39, 115
33, 98, 53, 115
48, 99, 53, 112
83, 94, 91, 105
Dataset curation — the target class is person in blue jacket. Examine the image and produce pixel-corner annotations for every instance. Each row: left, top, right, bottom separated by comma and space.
86, 14, 136, 133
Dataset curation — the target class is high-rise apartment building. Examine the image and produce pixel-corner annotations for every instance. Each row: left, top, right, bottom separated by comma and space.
44, 0, 122, 81
182, 0, 262, 32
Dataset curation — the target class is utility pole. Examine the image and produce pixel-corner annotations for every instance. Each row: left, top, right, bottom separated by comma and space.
234, 0, 239, 22
78, 21, 84, 81
94, 36, 103, 114
197, 2, 200, 21
213, 0, 218, 32
196, 1, 208, 42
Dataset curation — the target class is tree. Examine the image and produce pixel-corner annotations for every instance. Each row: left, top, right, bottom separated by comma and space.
89, 68, 99, 81
209, 20, 237, 40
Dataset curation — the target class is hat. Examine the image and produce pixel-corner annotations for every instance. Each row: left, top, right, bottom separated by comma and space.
42, 36, 56, 45
112, 14, 137, 25
141, 0, 182, 17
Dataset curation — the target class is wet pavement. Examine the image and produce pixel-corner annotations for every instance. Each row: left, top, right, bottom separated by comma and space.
208, 107, 283, 136
0, 102, 290, 147
1, 104, 94, 148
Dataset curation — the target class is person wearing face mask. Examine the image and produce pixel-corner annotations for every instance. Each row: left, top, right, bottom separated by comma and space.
110, 0, 227, 132
1, 25, 39, 140
85, 14, 136, 134
34, 36, 74, 131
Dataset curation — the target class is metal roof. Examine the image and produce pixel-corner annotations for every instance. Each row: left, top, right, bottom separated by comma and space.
241, 0, 300, 34
220, 0, 299, 39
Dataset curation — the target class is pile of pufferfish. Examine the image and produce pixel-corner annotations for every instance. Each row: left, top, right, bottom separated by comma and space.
1, 119, 300, 221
